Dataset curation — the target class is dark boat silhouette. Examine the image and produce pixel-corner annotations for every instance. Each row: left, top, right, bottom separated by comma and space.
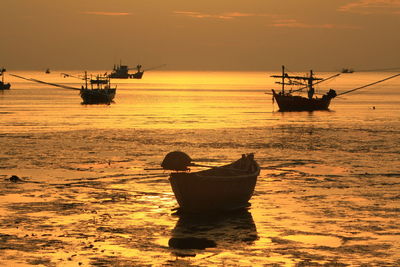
162, 152, 260, 213
80, 73, 116, 104
10, 72, 116, 104
271, 65, 338, 112
109, 63, 144, 79
341, 68, 354, 73
0, 68, 11, 90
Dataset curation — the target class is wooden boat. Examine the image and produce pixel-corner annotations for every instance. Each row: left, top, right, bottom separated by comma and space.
271, 65, 338, 111
272, 89, 337, 111
109, 63, 144, 79
79, 73, 116, 104
80, 87, 116, 104
0, 68, 11, 90
341, 68, 354, 73
167, 153, 260, 213
270, 66, 400, 111
10, 71, 116, 104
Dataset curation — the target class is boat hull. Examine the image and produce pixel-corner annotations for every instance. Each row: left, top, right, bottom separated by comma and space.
0, 82, 11, 90
272, 89, 332, 111
80, 88, 116, 104
130, 71, 144, 79
169, 157, 260, 213
109, 73, 130, 79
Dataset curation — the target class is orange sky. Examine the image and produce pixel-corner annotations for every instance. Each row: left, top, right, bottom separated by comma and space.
1, 0, 399, 71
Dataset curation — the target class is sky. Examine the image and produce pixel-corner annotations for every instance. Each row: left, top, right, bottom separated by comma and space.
1, 0, 399, 71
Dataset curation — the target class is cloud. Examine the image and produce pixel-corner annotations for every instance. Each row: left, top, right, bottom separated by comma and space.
174, 11, 273, 20
82, 11, 131, 16
270, 19, 359, 29
339, 0, 400, 14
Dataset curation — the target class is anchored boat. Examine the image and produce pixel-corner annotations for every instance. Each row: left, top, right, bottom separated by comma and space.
80, 73, 116, 104
162, 152, 260, 213
0, 68, 11, 90
109, 63, 144, 79
10, 72, 116, 104
271, 65, 338, 112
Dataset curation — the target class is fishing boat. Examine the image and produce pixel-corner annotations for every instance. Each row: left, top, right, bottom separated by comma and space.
341, 68, 354, 73
162, 152, 260, 213
80, 73, 116, 104
0, 68, 11, 90
10, 72, 116, 104
271, 65, 338, 111
109, 63, 144, 79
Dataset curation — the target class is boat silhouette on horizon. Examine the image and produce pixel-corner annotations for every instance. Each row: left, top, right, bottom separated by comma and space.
108, 63, 144, 79
0, 68, 11, 90
10, 71, 116, 105
271, 65, 338, 112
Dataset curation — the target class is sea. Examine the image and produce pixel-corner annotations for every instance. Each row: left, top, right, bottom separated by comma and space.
0, 70, 399, 266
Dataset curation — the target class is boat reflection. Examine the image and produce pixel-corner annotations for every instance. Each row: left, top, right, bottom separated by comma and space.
168, 208, 258, 252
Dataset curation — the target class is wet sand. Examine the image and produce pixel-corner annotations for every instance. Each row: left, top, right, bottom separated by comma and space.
1, 126, 399, 266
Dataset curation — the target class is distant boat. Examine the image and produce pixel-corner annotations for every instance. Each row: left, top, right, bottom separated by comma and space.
341, 68, 354, 73
162, 152, 260, 213
45, 68, 51, 74
10, 71, 116, 104
80, 73, 116, 104
109, 63, 144, 79
271, 65, 338, 112
0, 68, 11, 90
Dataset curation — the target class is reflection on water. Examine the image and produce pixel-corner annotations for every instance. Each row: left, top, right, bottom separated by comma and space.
169, 209, 257, 253
0, 71, 400, 266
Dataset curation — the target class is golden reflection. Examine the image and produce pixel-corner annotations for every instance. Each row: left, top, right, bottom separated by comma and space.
168, 209, 258, 253
284, 234, 342, 247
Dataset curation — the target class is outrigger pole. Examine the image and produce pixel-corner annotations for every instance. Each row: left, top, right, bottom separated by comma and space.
337, 73, 400, 96
290, 73, 341, 94
10, 74, 81, 90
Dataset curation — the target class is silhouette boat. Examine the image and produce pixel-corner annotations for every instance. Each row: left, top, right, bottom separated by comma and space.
10, 72, 116, 104
341, 68, 354, 73
162, 152, 260, 213
0, 68, 11, 90
80, 73, 116, 104
271, 65, 338, 111
109, 63, 144, 79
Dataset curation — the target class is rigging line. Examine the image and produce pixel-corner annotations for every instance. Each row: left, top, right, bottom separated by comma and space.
290, 73, 341, 93
337, 73, 400, 96
265, 73, 340, 95
10, 74, 81, 91
143, 64, 167, 72
61, 73, 85, 80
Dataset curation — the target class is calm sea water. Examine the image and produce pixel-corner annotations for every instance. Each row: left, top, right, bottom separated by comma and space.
0, 70, 399, 266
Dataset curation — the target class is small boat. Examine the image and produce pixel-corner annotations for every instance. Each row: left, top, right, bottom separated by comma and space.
80, 73, 116, 104
271, 65, 338, 111
162, 152, 260, 213
45, 68, 51, 74
108, 63, 144, 79
10, 71, 116, 104
341, 68, 354, 73
0, 68, 11, 90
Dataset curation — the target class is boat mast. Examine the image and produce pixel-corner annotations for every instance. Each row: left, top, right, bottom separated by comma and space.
281, 65, 285, 94
1, 68, 5, 84
307, 70, 315, 99
84, 71, 88, 89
